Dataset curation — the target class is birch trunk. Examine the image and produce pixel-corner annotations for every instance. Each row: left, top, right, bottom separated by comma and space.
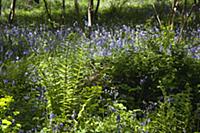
88, 0, 94, 28
8, 0, 17, 23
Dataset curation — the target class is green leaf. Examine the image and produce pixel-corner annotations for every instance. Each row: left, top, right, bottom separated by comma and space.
2, 119, 12, 126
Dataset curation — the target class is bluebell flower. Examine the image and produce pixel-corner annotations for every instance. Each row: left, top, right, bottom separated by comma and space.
116, 114, 120, 122
53, 125, 59, 132
114, 92, 119, 99
24, 96, 30, 100
31, 128, 37, 132
116, 38, 123, 48
0, 46, 3, 52
60, 123, 64, 128
140, 121, 146, 126
167, 97, 174, 103
110, 106, 117, 112
159, 45, 163, 53
6, 50, 13, 58
23, 50, 29, 55
147, 118, 151, 123
36, 87, 41, 91
3, 79, 9, 84
183, 128, 186, 133
12, 119, 15, 125
50, 113, 55, 120
96, 39, 104, 46
192, 55, 200, 59
140, 79, 145, 85
18, 129, 24, 133
32, 77, 37, 82
15, 56, 19, 61
18, 41, 23, 45
71, 110, 76, 120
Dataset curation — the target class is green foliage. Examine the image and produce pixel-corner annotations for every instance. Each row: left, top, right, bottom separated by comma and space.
34, 33, 106, 131
108, 28, 200, 132
1, 8, 200, 131
75, 103, 142, 133
143, 83, 193, 132
0, 96, 21, 132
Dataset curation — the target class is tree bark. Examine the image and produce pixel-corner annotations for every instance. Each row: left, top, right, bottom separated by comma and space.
62, 0, 66, 24
169, 0, 179, 30
8, 0, 17, 23
193, 0, 200, 28
43, 0, 52, 22
94, 0, 100, 21
74, 0, 84, 31
88, 0, 94, 38
0, 0, 2, 16
88, 0, 94, 28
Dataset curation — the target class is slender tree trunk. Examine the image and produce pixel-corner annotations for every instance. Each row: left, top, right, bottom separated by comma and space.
184, 0, 187, 15
169, 0, 179, 30
152, 3, 162, 27
181, 0, 187, 25
62, 0, 66, 24
8, 0, 17, 23
178, 3, 195, 42
0, 0, 2, 16
88, 0, 94, 37
193, 0, 199, 5
193, 0, 200, 29
74, 0, 84, 31
88, 0, 94, 28
94, 0, 100, 21
43, 0, 52, 22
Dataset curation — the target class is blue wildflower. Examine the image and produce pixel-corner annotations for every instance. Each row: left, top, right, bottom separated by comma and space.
23, 50, 29, 55
24, 96, 30, 100
60, 123, 64, 128
110, 106, 117, 112
50, 113, 55, 119
18, 129, 24, 133
140, 121, 146, 126
71, 110, 76, 120
6, 50, 13, 59
167, 97, 174, 103
3, 79, 9, 84
116, 114, 120, 123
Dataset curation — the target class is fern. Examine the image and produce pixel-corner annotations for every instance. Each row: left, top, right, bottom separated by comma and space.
35, 33, 98, 131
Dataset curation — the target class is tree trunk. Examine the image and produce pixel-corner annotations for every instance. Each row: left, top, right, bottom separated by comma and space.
0, 0, 2, 16
88, 0, 94, 28
8, 0, 17, 23
181, 0, 187, 25
94, 0, 100, 21
74, 0, 84, 31
169, 0, 179, 30
87, 0, 94, 38
43, 0, 52, 22
62, 0, 66, 24
193, 0, 200, 28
